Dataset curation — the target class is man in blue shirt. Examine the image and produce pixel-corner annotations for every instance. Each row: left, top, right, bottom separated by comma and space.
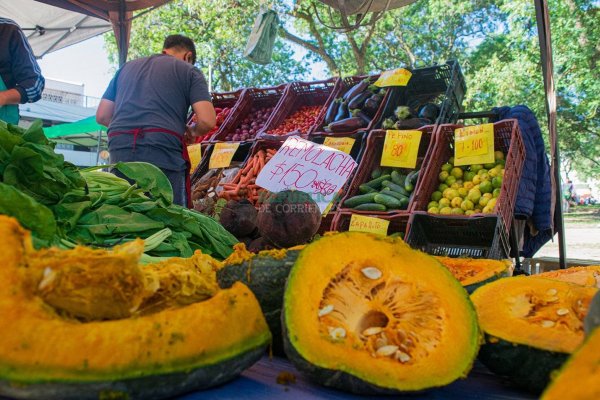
97, 34, 215, 207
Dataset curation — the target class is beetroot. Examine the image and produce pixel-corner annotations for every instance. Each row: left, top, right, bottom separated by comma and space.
256, 190, 322, 248
219, 200, 258, 238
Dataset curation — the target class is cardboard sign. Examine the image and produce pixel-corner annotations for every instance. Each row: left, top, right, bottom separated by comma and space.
209, 142, 239, 169
454, 124, 495, 166
381, 130, 422, 168
374, 68, 412, 87
323, 137, 355, 155
349, 214, 389, 235
256, 136, 358, 213
187, 144, 202, 173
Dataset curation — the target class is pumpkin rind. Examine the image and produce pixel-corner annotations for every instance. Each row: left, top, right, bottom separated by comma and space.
471, 276, 597, 393
282, 232, 480, 394
434, 256, 513, 293
0, 216, 271, 400
535, 265, 600, 288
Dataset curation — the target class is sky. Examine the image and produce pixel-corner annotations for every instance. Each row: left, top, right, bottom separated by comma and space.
37, 35, 114, 99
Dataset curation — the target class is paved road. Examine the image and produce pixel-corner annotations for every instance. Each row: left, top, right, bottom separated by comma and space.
535, 221, 600, 262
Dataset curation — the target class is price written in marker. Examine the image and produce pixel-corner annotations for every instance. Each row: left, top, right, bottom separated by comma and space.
374, 68, 412, 87
209, 142, 240, 169
187, 144, 202, 173
323, 137, 355, 155
380, 130, 422, 168
256, 136, 357, 213
349, 214, 389, 236
454, 124, 495, 166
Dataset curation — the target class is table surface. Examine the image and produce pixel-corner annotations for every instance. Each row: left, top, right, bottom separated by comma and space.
179, 356, 537, 400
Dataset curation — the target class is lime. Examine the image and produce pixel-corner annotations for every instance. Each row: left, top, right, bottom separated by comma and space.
479, 196, 490, 207
467, 188, 482, 204
439, 171, 449, 182
439, 206, 453, 215
448, 156, 455, 165
438, 198, 451, 208
492, 188, 501, 198
463, 181, 474, 190
450, 167, 463, 179
496, 159, 506, 167
451, 197, 463, 208
461, 199, 474, 211
492, 176, 503, 189
479, 180, 493, 194
483, 192, 493, 199
472, 175, 482, 185
487, 198, 497, 209
494, 151, 505, 161
484, 162, 496, 169
450, 182, 461, 190
470, 164, 483, 173
444, 189, 460, 200
445, 175, 457, 186
428, 207, 440, 214
477, 169, 489, 176
438, 183, 449, 192
474, 208, 482, 213
451, 207, 465, 215
465, 210, 475, 216
458, 187, 468, 198
463, 171, 476, 182
431, 191, 443, 201
482, 205, 494, 214
488, 168, 499, 178
428, 201, 439, 209
441, 163, 453, 172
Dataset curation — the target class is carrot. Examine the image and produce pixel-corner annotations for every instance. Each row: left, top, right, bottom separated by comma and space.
241, 159, 254, 175
266, 148, 277, 156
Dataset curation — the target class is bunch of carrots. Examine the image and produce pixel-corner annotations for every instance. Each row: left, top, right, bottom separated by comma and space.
218, 148, 277, 205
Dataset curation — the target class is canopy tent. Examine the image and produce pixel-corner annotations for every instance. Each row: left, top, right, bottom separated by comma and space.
0, 0, 171, 66
44, 116, 108, 163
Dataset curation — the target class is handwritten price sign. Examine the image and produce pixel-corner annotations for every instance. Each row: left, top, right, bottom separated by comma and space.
381, 130, 422, 168
454, 123, 495, 166
256, 136, 358, 213
349, 214, 389, 236
374, 68, 412, 87
187, 144, 202, 173
209, 142, 239, 169
323, 137, 355, 155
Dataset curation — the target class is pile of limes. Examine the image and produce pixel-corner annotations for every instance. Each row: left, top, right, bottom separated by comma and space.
427, 151, 506, 216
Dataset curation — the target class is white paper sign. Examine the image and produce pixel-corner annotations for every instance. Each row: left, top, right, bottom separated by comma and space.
256, 136, 358, 213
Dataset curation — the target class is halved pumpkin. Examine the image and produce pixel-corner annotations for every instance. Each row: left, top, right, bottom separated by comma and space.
434, 256, 513, 293
535, 265, 600, 288
471, 276, 598, 393
0, 216, 271, 400
283, 232, 480, 394
541, 326, 600, 400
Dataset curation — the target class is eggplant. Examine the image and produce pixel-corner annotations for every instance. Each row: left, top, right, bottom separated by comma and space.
334, 100, 350, 121
327, 117, 367, 133
418, 103, 441, 122
347, 90, 371, 110
351, 109, 372, 125
363, 94, 383, 116
342, 79, 370, 101
394, 118, 431, 130
324, 99, 341, 125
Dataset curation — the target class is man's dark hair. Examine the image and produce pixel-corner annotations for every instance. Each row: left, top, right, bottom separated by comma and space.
163, 34, 196, 64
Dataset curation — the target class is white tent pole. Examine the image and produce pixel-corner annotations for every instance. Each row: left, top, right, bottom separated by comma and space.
95, 129, 102, 165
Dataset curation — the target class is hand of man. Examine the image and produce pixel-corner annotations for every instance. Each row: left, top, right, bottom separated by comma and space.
184, 124, 196, 145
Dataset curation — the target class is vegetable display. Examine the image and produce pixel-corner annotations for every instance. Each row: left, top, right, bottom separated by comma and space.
0, 216, 271, 400
192, 107, 231, 143
381, 103, 439, 131
225, 106, 275, 141
535, 265, 600, 288
434, 256, 514, 293
267, 105, 321, 136
282, 232, 480, 394
323, 80, 385, 133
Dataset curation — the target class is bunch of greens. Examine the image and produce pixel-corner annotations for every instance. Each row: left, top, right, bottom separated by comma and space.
0, 120, 237, 260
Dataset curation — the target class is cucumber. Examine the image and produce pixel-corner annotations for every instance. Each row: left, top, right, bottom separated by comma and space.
380, 188, 410, 202
354, 203, 387, 211
374, 193, 404, 209
343, 193, 377, 208
381, 180, 411, 197
359, 184, 377, 194
391, 170, 406, 186
370, 167, 383, 180
405, 169, 420, 192
365, 174, 391, 189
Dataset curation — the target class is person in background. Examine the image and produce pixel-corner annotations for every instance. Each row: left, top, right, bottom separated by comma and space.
0, 18, 45, 125
96, 34, 215, 207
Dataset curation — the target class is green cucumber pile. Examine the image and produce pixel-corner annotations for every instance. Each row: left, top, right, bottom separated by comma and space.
343, 166, 419, 212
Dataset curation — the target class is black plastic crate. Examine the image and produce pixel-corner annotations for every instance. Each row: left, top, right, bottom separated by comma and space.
405, 211, 509, 259
376, 60, 466, 126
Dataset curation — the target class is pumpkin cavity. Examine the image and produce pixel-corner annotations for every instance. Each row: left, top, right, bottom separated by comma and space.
317, 263, 444, 363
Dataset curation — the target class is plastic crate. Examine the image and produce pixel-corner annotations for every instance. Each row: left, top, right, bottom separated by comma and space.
311, 74, 389, 137
212, 84, 288, 143
189, 142, 212, 179
190, 142, 253, 186
376, 60, 466, 127
259, 78, 341, 139
187, 89, 244, 143
338, 125, 436, 216
411, 119, 525, 236
332, 211, 409, 238
317, 212, 336, 235
405, 212, 510, 259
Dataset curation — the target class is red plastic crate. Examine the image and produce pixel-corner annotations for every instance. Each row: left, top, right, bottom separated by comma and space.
188, 89, 244, 143
212, 84, 288, 143
311, 74, 390, 137
190, 142, 253, 187
338, 125, 436, 216
332, 211, 409, 238
259, 78, 341, 139
411, 119, 526, 236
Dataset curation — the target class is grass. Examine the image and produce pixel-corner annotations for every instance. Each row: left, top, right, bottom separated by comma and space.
563, 204, 600, 225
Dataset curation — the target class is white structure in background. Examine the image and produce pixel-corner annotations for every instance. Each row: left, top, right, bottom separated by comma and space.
18, 78, 100, 167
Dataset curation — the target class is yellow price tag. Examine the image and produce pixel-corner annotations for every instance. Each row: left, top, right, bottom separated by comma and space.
209, 142, 240, 169
349, 214, 389, 236
380, 130, 422, 168
374, 68, 412, 87
454, 124, 495, 166
187, 143, 202, 173
323, 137, 355, 155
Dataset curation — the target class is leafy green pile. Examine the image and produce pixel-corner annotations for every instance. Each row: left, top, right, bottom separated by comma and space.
0, 120, 237, 260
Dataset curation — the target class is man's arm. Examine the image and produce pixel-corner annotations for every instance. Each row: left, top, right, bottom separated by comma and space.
96, 99, 115, 127
190, 100, 216, 136
0, 88, 21, 107
8, 23, 44, 104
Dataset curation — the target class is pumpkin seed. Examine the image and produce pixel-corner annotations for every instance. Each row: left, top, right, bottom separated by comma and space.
361, 267, 382, 280
329, 327, 346, 340
556, 308, 570, 316
546, 288, 558, 296
541, 320, 555, 328
396, 351, 411, 363
547, 296, 559, 303
375, 337, 388, 348
376, 345, 398, 357
318, 305, 334, 317
362, 327, 383, 336
38, 267, 55, 290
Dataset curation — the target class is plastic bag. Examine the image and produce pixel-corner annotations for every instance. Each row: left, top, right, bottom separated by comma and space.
318, 0, 417, 15
244, 9, 279, 65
